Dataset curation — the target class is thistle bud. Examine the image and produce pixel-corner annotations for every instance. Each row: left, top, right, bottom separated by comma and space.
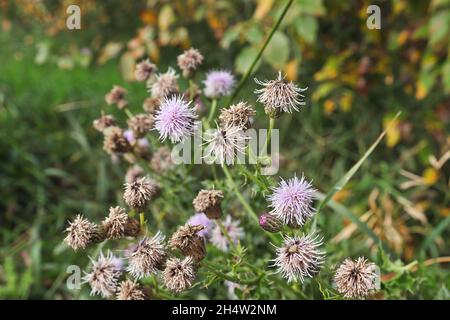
259, 213, 283, 233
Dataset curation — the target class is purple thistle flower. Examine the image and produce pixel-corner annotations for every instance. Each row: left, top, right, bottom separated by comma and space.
267, 174, 317, 227
203, 70, 235, 99
154, 95, 198, 143
125, 129, 151, 149
186, 213, 213, 238
210, 215, 244, 251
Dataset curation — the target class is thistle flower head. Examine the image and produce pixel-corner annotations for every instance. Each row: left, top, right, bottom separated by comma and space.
64, 214, 104, 250
334, 257, 377, 299
83, 251, 123, 298
192, 189, 224, 219
127, 113, 154, 138
135, 59, 157, 82
177, 47, 203, 78
105, 85, 128, 109
259, 213, 283, 233
148, 68, 179, 99
126, 232, 167, 279
163, 256, 196, 293
142, 97, 161, 115
125, 165, 145, 184
186, 213, 213, 238
93, 112, 116, 132
154, 95, 198, 143
210, 215, 245, 251
169, 224, 206, 261
272, 234, 325, 283
101, 206, 140, 239
116, 280, 146, 300
123, 176, 159, 211
150, 146, 175, 173
254, 71, 307, 116
203, 125, 249, 166
103, 126, 132, 155
267, 175, 317, 227
218, 101, 256, 130
203, 70, 235, 99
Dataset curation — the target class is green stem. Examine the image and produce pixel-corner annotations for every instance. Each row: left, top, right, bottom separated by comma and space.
216, 218, 236, 251
124, 108, 134, 119
139, 212, 145, 229
228, 0, 294, 104
201, 261, 258, 285
260, 117, 275, 157
207, 99, 218, 125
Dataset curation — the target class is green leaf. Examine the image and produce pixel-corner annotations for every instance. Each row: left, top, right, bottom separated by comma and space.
294, 15, 318, 43
263, 31, 289, 69
442, 59, 450, 94
429, 10, 450, 45
235, 46, 260, 74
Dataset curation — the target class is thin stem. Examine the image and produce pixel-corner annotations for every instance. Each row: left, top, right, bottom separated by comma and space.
260, 117, 275, 157
216, 218, 236, 251
228, 0, 294, 104
124, 108, 134, 119
139, 212, 145, 229
207, 99, 218, 125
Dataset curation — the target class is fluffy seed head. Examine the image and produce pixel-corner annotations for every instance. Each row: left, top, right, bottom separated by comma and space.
64, 214, 104, 250
254, 72, 307, 115
163, 256, 196, 293
177, 47, 203, 78
169, 224, 206, 261
272, 234, 325, 283
101, 206, 140, 239
123, 176, 159, 211
126, 232, 167, 279
334, 257, 377, 299
186, 213, 213, 238
267, 175, 317, 227
148, 68, 179, 99
83, 251, 123, 298
203, 125, 249, 166
105, 85, 128, 109
127, 113, 155, 138
150, 146, 175, 173
210, 215, 245, 251
218, 101, 256, 130
203, 70, 235, 99
93, 113, 116, 132
135, 59, 157, 82
192, 189, 224, 219
103, 126, 132, 155
154, 95, 198, 143
116, 280, 146, 300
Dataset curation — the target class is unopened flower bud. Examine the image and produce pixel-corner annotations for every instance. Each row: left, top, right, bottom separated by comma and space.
259, 213, 283, 233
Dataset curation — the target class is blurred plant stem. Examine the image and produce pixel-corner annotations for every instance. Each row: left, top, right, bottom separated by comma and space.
206, 99, 218, 126
139, 212, 145, 229
124, 108, 133, 119
229, 0, 294, 104
216, 218, 236, 251
260, 117, 275, 157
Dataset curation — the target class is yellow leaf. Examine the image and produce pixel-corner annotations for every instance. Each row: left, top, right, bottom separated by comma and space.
439, 208, 450, 217
158, 5, 175, 31
332, 189, 352, 202
339, 92, 353, 112
415, 81, 427, 100
422, 167, 439, 185
254, 0, 274, 20
284, 60, 298, 81
324, 99, 335, 115
383, 117, 400, 148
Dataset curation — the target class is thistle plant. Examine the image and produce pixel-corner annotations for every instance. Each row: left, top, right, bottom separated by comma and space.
63, 0, 405, 300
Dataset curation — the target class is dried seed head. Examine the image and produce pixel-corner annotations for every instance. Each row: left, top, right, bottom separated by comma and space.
148, 68, 179, 99
83, 251, 123, 298
169, 224, 206, 261
127, 113, 154, 138
267, 175, 316, 227
150, 147, 175, 174
126, 232, 167, 279
64, 214, 104, 250
203, 70, 235, 99
163, 256, 196, 293
125, 165, 145, 184
103, 126, 132, 155
116, 280, 147, 300
142, 97, 161, 115
154, 95, 198, 143
101, 206, 140, 239
177, 47, 204, 78
259, 213, 283, 233
218, 101, 256, 130
93, 113, 116, 132
334, 257, 377, 299
203, 125, 249, 166
272, 234, 325, 283
210, 215, 245, 252
192, 189, 224, 219
254, 72, 307, 116
135, 59, 157, 82
105, 85, 128, 109
123, 176, 159, 211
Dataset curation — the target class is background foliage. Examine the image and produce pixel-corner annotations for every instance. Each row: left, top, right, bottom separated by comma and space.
0, 0, 449, 299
